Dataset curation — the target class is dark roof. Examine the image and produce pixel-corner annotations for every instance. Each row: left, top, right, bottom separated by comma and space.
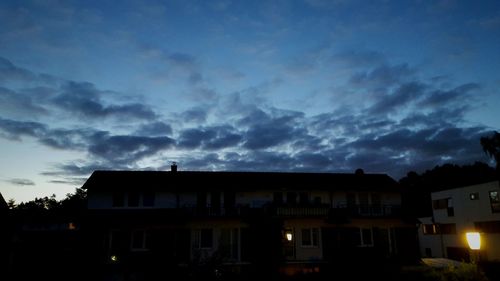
82, 170, 400, 192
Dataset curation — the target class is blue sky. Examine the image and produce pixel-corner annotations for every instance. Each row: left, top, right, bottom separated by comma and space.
1, 0, 499, 203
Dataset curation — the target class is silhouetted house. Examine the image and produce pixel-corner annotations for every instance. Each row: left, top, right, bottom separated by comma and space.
83, 166, 417, 279
418, 180, 500, 262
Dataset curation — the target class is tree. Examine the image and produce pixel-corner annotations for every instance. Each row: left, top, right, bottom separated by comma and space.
480, 131, 500, 174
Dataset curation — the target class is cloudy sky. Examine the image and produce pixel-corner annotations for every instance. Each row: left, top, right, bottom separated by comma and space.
1, 0, 499, 202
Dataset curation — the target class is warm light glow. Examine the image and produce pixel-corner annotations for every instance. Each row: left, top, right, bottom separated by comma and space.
466, 232, 481, 250
110, 255, 118, 262
286, 232, 293, 241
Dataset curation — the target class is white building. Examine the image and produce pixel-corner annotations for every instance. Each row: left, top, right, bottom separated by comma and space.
418, 180, 500, 262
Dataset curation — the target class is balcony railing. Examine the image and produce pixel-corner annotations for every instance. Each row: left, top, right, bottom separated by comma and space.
179, 204, 401, 218
274, 206, 330, 217
334, 204, 401, 217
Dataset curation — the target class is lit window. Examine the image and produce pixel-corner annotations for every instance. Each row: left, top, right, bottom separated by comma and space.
490, 191, 500, 213
470, 192, 479, 200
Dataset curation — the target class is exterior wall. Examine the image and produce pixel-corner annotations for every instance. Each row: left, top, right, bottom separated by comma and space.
418, 217, 445, 258
418, 181, 500, 262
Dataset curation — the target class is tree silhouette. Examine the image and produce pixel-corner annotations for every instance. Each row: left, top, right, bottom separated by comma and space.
480, 131, 500, 174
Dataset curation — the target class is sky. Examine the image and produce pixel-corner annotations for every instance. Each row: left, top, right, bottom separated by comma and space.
1, 0, 499, 203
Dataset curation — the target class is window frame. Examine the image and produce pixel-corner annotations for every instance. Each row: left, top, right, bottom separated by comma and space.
130, 230, 149, 251
301, 228, 319, 248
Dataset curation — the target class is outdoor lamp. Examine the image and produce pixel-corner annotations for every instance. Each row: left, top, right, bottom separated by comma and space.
466, 232, 481, 250
285, 230, 293, 241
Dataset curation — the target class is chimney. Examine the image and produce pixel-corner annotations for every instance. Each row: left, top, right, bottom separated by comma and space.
171, 162, 177, 172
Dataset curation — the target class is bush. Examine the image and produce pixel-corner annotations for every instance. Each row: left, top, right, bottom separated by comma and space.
400, 263, 489, 281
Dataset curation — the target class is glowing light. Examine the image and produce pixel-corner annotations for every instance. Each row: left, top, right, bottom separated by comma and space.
286, 231, 293, 241
110, 255, 118, 262
466, 232, 481, 250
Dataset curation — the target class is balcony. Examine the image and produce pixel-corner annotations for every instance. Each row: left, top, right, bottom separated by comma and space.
334, 204, 401, 217
182, 206, 264, 217
273, 206, 330, 217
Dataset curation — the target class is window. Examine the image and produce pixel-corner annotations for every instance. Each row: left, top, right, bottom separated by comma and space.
193, 228, 213, 249
220, 228, 239, 260
356, 228, 373, 247
447, 198, 454, 217
440, 223, 456, 234
490, 191, 500, 213
197, 192, 207, 208
422, 224, 437, 235
128, 192, 140, 207
287, 192, 297, 205
131, 230, 149, 250
371, 193, 382, 214
433, 198, 448, 209
224, 191, 236, 208
109, 230, 126, 252
273, 192, 283, 204
299, 192, 309, 205
361, 228, 373, 246
112, 192, 124, 207
433, 198, 454, 216
301, 228, 319, 247
143, 191, 155, 207
470, 192, 479, 200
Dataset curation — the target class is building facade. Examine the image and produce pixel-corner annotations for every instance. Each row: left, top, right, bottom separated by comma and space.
83, 167, 417, 279
418, 181, 500, 262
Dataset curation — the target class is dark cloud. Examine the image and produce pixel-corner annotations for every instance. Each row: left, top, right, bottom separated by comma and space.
52, 81, 156, 120
0, 57, 58, 84
0, 117, 47, 140
178, 126, 242, 150
350, 63, 415, 90
0, 57, 37, 82
6, 178, 35, 186
38, 128, 92, 150
0, 87, 48, 117
369, 82, 427, 114
181, 107, 208, 123
88, 132, 175, 164
134, 122, 173, 136
241, 108, 307, 150
42, 162, 113, 177
418, 83, 480, 108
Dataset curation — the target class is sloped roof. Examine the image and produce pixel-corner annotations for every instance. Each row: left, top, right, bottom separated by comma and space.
82, 170, 400, 192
